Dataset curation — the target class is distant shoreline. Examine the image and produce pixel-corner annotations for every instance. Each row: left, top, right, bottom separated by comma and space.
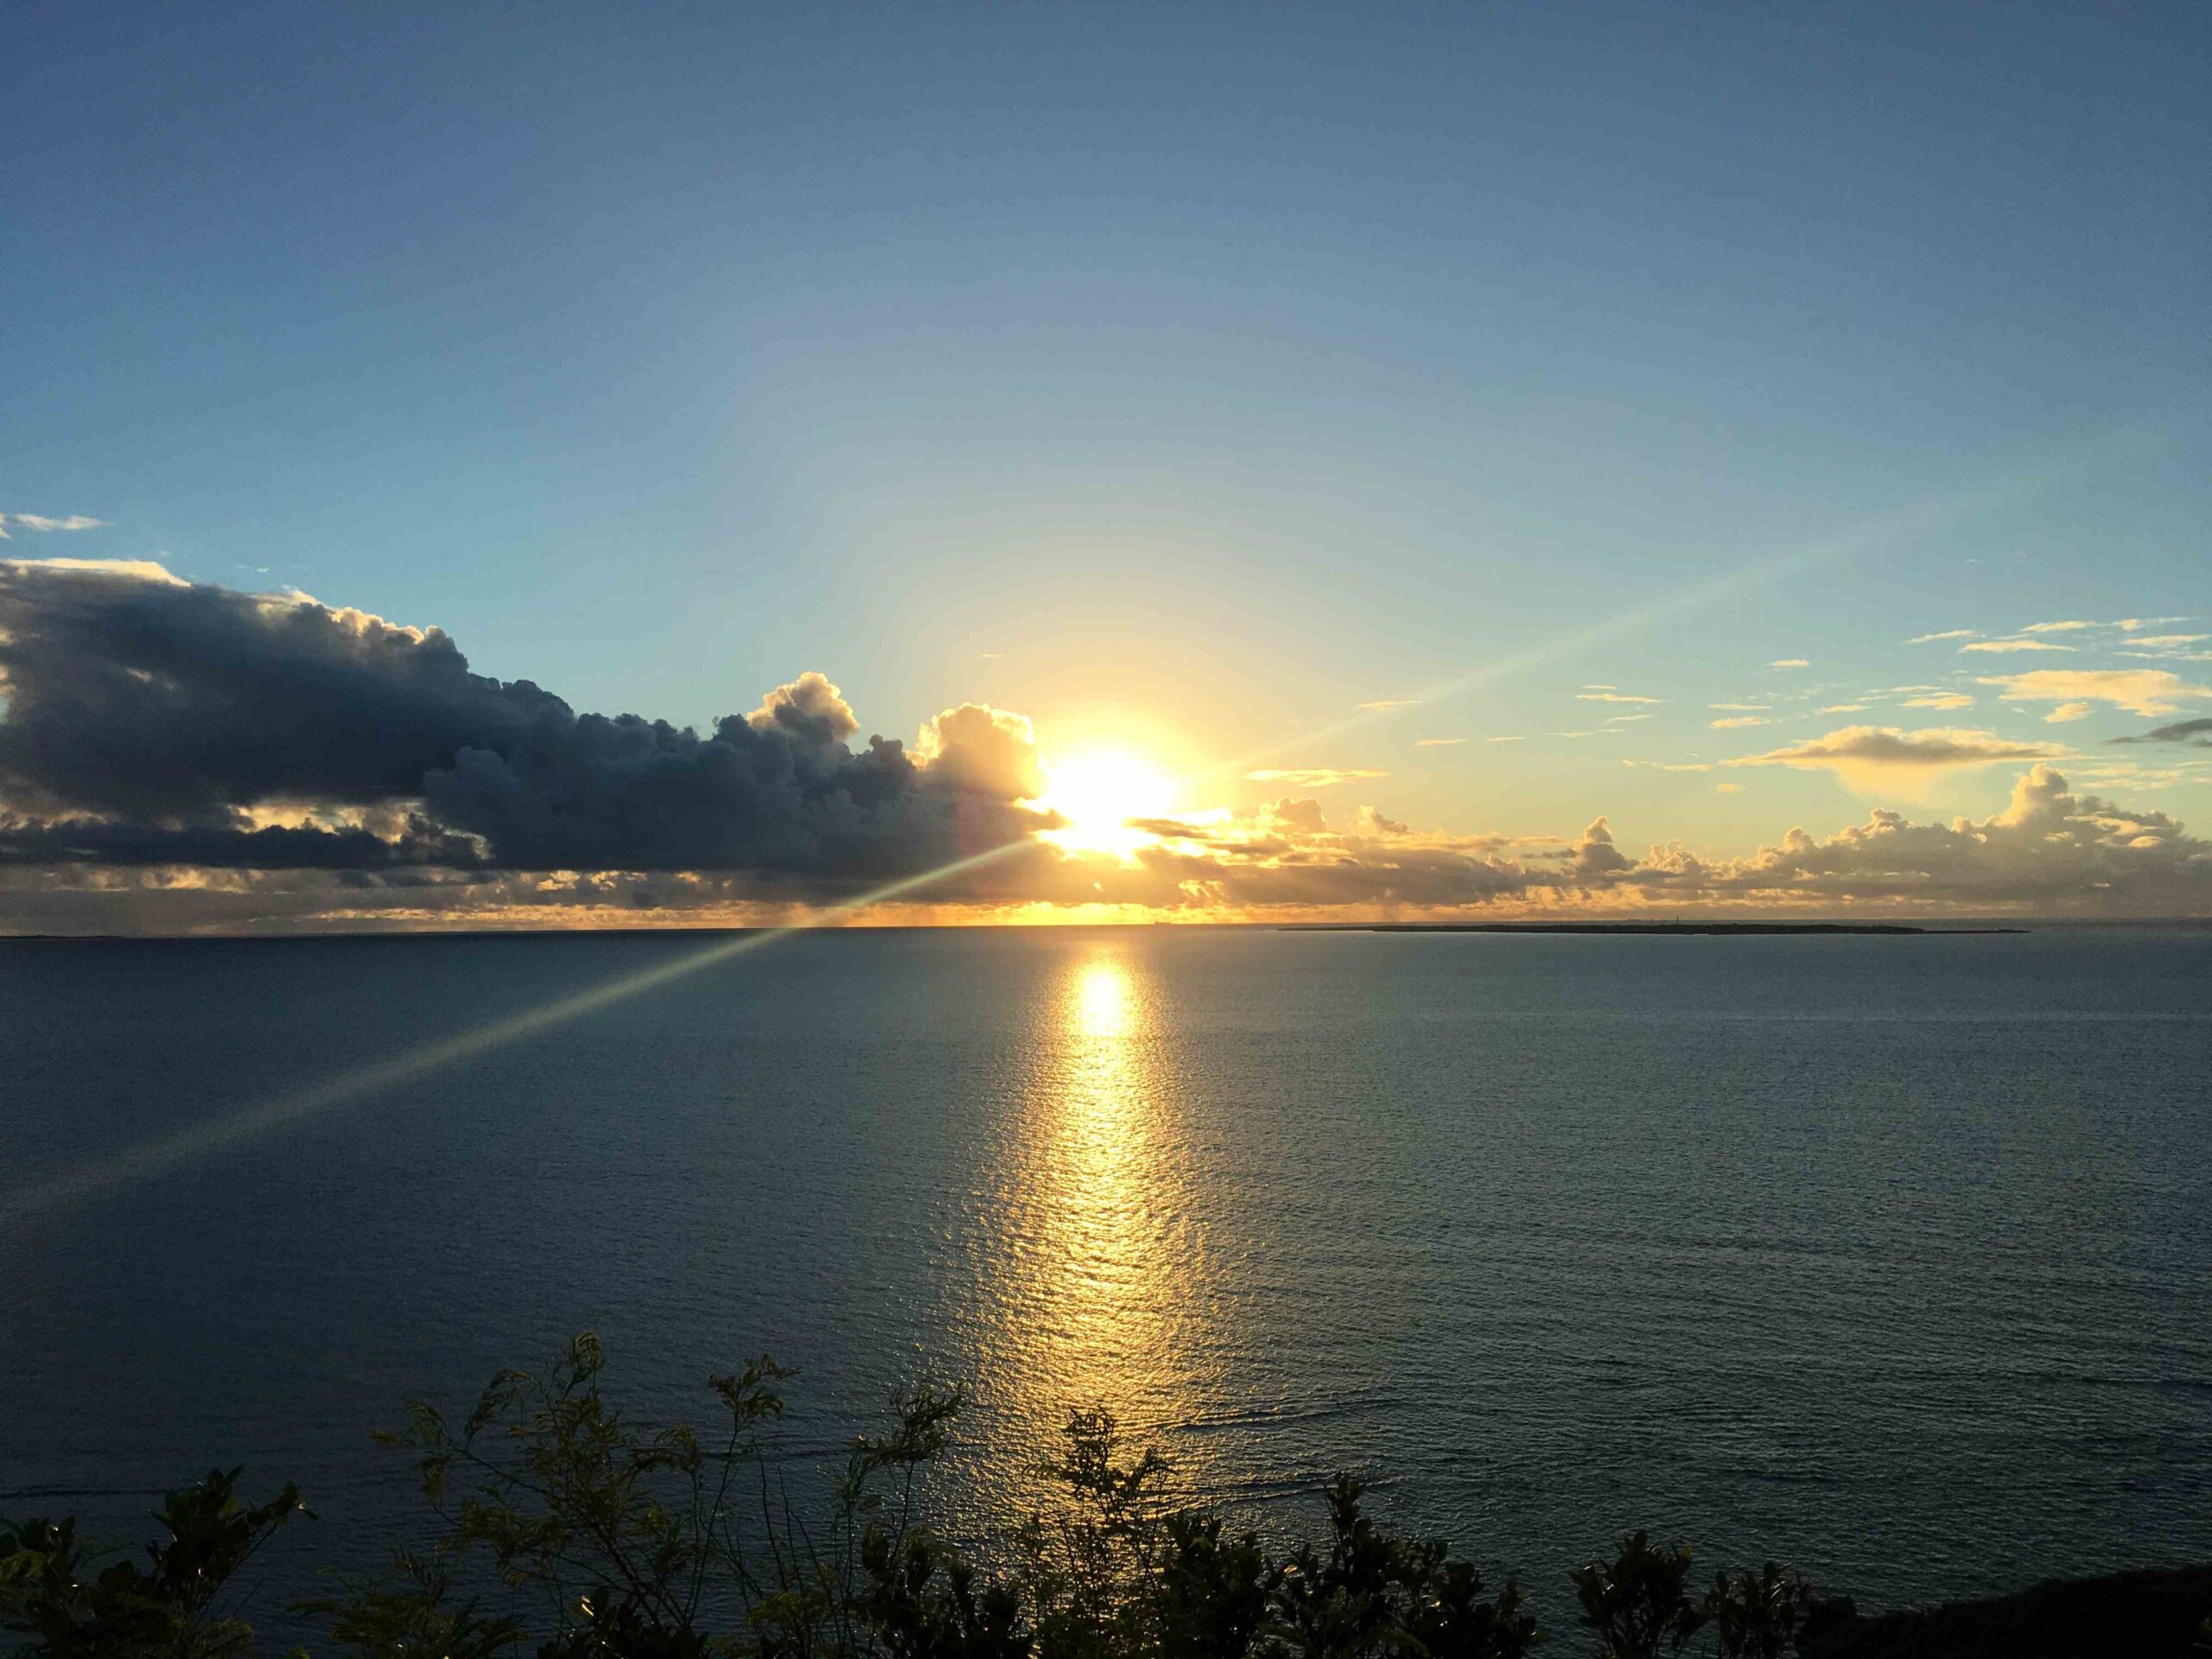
1281, 921, 2028, 936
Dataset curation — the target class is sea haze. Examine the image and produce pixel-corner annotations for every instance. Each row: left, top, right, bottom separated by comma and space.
3, 926, 2208, 1619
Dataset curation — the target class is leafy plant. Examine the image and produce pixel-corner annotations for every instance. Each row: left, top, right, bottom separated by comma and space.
0, 1468, 302, 1658
1702, 1562, 1810, 1659
1570, 1533, 1704, 1659
3, 1337, 1873, 1659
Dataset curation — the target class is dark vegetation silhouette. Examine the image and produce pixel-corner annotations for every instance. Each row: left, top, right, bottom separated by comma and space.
4, 1338, 2207, 1657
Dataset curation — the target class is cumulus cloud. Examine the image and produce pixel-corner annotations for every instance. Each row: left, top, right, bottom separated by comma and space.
4, 560, 2207, 929
0, 513, 110, 538
0, 558, 1049, 884
1668, 766, 2211, 912
1979, 669, 2212, 718
1724, 725, 2056, 793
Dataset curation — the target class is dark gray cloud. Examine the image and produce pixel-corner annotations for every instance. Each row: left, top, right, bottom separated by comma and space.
0, 561, 1047, 881
2112, 717, 2212, 747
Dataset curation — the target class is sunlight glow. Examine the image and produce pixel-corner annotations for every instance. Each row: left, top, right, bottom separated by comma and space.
1038, 752, 1179, 860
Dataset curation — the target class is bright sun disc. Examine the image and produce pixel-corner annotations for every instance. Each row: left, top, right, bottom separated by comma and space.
1039, 752, 1178, 859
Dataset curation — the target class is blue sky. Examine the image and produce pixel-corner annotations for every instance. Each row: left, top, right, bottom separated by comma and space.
5, 1, 2209, 912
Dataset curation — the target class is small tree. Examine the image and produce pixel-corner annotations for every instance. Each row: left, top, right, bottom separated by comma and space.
0, 1469, 302, 1659
1570, 1533, 1704, 1659
1703, 1562, 1811, 1659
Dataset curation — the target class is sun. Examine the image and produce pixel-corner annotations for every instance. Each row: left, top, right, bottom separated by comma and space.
1038, 751, 1179, 859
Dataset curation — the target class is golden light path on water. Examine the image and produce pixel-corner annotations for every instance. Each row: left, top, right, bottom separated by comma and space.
0, 842, 1030, 1229
947, 939, 1226, 1522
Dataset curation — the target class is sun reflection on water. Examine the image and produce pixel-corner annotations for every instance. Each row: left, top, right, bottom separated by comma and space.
958, 943, 1221, 1516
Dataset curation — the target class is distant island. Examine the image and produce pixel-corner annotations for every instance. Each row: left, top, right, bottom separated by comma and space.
1282, 921, 2029, 936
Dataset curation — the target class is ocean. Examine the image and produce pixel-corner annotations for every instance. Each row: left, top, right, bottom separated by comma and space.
3, 925, 2207, 1625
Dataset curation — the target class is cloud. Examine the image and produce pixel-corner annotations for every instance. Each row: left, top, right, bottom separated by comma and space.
1583, 683, 1618, 690
1900, 692, 1974, 709
1244, 767, 1389, 787
2044, 702, 2095, 724
1906, 629, 1979, 644
2112, 718, 2212, 748
1725, 725, 2056, 792
1604, 714, 1649, 724
2020, 620, 2095, 633
0, 558, 1049, 883
1767, 659, 1808, 668
1818, 703, 1868, 715
2122, 634, 2209, 650
1979, 669, 2212, 717
0, 513, 110, 539
1713, 782, 1742, 793
7, 562, 2207, 929
1357, 698, 1418, 710
1711, 716, 1770, 729
1484, 736, 1523, 744
1577, 691, 1661, 704
1414, 738, 1466, 747
1710, 702, 1769, 712
1959, 639, 2076, 654
1669, 766, 2211, 912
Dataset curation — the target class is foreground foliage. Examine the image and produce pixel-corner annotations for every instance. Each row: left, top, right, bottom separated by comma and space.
7, 1334, 1847, 1657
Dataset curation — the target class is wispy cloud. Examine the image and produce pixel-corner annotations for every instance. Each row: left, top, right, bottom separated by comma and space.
1901, 691, 1974, 710
1711, 715, 1770, 729
2020, 620, 2096, 634
1818, 702, 1868, 714
1980, 669, 2212, 718
1414, 737, 1466, 747
1604, 714, 1649, 724
1245, 767, 1389, 787
1576, 691, 1661, 704
1726, 725, 2056, 791
1906, 629, 1979, 644
1960, 639, 2075, 654
1484, 736, 1523, 744
1767, 658, 1808, 669
2044, 702, 2095, 723
1714, 782, 1742, 793
1357, 698, 1418, 710
1709, 702, 1769, 712
2112, 717, 2212, 748
0, 512, 110, 539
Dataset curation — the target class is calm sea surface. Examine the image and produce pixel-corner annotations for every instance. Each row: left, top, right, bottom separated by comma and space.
3, 927, 2208, 1624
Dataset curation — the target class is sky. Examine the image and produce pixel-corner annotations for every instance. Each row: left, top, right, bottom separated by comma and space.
3, 2, 2209, 930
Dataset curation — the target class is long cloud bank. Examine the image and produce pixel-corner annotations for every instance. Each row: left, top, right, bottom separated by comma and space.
1, 559, 2208, 930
